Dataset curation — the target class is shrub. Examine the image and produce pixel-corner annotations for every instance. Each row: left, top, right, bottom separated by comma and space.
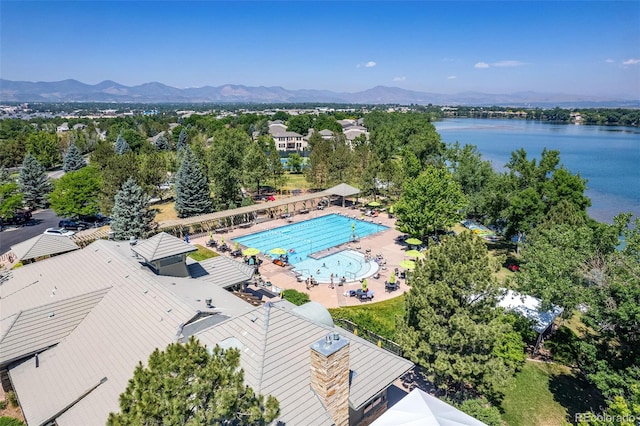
0, 417, 26, 426
281, 289, 310, 306
5, 392, 17, 408
0, 400, 6, 410
456, 397, 503, 426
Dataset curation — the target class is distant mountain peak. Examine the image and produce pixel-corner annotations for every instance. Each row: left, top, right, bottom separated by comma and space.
0, 78, 637, 107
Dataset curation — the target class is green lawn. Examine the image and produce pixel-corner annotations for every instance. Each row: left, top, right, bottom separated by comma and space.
328, 295, 405, 340
282, 172, 309, 192
501, 361, 602, 426
188, 244, 219, 261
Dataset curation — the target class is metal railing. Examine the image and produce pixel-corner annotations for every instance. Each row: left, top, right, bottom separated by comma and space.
334, 318, 403, 356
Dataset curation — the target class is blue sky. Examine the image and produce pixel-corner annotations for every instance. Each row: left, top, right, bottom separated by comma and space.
1, 1, 639, 98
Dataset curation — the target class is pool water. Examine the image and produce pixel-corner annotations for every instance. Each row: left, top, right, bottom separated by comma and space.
233, 214, 387, 283
294, 249, 379, 283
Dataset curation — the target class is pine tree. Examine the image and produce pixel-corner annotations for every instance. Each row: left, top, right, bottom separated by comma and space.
176, 129, 188, 152
114, 134, 131, 155
175, 146, 212, 218
18, 153, 52, 210
107, 337, 279, 425
155, 133, 170, 151
110, 177, 156, 240
63, 142, 86, 172
397, 231, 521, 400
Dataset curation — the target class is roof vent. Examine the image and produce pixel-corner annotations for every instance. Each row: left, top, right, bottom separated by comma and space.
48, 312, 55, 318
129, 236, 137, 246
205, 298, 213, 308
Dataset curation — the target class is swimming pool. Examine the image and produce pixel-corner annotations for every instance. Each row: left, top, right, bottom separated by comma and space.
233, 214, 387, 282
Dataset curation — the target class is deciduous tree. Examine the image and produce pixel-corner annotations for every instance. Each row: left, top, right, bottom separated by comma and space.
49, 166, 101, 218
26, 131, 61, 169
242, 143, 269, 193
0, 181, 23, 222
208, 128, 249, 206
394, 166, 467, 238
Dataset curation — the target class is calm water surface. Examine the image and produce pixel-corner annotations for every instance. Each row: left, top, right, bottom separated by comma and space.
434, 118, 640, 223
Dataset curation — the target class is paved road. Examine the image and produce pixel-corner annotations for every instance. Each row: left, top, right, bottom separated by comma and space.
0, 209, 64, 254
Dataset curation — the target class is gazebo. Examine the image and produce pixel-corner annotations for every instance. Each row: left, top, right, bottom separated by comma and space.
325, 183, 360, 207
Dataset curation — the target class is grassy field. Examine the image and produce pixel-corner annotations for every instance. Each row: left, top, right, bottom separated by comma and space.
500, 361, 602, 426
152, 201, 177, 222
328, 295, 405, 340
282, 172, 309, 192
187, 244, 219, 261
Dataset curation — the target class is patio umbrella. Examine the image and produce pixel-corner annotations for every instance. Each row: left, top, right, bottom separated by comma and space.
368, 201, 381, 207
362, 279, 368, 291
389, 270, 396, 284
405, 238, 422, 246
234, 242, 239, 251
400, 260, 416, 270
405, 249, 424, 258
270, 247, 287, 256
242, 247, 260, 256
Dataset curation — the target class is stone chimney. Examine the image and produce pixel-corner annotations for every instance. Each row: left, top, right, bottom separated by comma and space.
310, 333, 350, 426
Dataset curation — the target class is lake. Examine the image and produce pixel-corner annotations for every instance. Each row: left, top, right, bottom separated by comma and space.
434, 118, 640, 223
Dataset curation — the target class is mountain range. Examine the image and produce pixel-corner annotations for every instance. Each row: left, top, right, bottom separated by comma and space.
1, 79, 638, 107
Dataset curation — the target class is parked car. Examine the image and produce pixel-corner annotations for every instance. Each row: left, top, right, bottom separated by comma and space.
43, 227, 75, 237
58, 219, 88, 230
78, 214, 111, 227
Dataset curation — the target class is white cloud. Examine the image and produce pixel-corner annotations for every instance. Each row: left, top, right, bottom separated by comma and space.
393, 76, 406, 81
493, 60, 525, 67
605, 58, 615, 63
365, 61, 377, 68
623, 58, 640, 65
475, 60, 526, 69
447, 75, 457, 80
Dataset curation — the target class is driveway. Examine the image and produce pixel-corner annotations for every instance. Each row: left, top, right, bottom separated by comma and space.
0, 209, 64, 254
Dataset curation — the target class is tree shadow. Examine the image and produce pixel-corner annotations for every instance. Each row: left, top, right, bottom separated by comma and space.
548, 371, 604, 422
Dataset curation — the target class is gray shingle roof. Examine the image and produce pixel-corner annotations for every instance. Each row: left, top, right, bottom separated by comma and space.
11, 234, 79, 261
326, 183, 361, 197
131, 232, 196, 262
187, 256, 255, 288
3, 234, 411, 426
0, 287, 110, 367
196, 303, 414, 425
3, 240, 199, 426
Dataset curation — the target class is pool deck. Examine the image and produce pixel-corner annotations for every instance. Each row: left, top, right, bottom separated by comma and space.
190, 204, 412, 308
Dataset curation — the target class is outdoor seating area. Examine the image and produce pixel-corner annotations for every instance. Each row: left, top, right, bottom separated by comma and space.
346, 289, 375, 301
385, 281, 400, 292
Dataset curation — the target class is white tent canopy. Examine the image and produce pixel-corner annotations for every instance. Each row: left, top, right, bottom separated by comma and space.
372, 388, 487, 426
498, 289, 563, 334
